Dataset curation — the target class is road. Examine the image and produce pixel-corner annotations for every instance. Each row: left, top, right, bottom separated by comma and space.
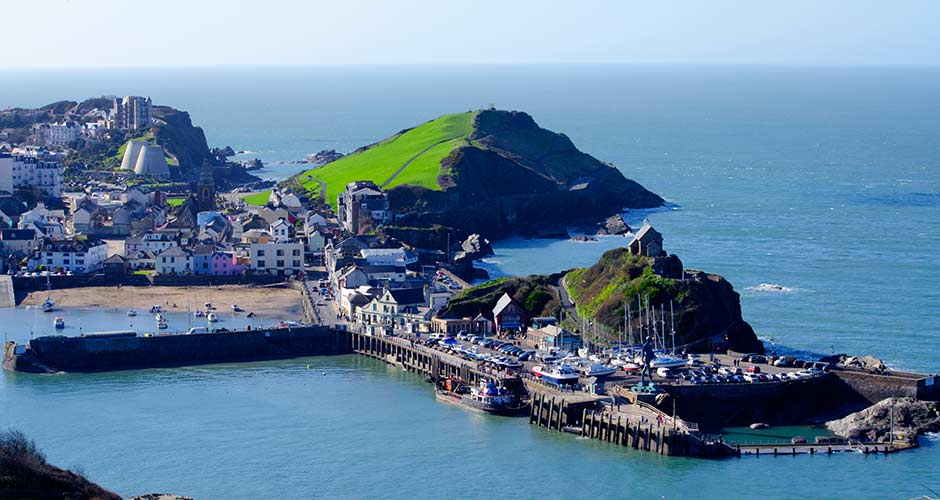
556, 276, 581, 324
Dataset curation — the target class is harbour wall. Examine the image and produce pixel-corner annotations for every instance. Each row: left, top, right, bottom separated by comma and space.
11, 274, 289, 300
8, 326, 348, 373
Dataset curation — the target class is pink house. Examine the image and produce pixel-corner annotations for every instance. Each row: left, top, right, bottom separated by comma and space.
210, 251, 244, 276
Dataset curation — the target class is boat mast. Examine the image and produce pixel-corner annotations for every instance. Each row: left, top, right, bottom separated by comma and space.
670, 300, 676, 354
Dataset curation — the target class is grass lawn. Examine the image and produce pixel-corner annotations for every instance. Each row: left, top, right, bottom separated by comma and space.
167, 197, 186, 207
243, 191, 270, 206
296, 112, 474, 210
132, 270, 152, 275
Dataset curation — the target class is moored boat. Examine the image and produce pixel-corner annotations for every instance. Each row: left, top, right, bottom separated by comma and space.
41, 296, 54, 312
207, 312, 218, 323
580, 363, 617, 377
434, 378, 525, 416
53, 316, 64, 329
531, 364, 580, 385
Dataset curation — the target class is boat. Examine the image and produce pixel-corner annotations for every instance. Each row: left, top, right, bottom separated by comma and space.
194, 309, 205, 318
205, 302, 214, 311
621, 362, 641, 373
207, 312, 218, 323
53, 316, 64, 329
434, 379, 525, 416
41, 296, 54, 312
231, 304, 243, 312
246, 312, 256, 318
649, 355, 687, 369
149, 305, 162, 313
531, 364, 581, 384
580, 363, 617, 377
127, 309, 137, 317
156, 319, 168, 329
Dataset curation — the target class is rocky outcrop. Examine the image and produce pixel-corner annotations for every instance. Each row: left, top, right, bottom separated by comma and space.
454, 233, 493, 261
823, 354, 888, 372
826, 397, 940, 444
387, 110, 663, 247
151, 106, 209, 174
565, 248, 763, 353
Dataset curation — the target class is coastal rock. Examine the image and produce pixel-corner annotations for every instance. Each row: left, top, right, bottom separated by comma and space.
840, 355, 888, 372
826, 397, 940, 444
571, 235, 598, 242
455, 233, 494, 261
597, 215, 631, 236
304, 149, 345, 164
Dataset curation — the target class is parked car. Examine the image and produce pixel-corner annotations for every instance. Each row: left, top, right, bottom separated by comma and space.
745, 365, 762, 374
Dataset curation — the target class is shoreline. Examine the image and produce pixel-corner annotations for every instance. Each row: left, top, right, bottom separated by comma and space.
21, 285, 303, 319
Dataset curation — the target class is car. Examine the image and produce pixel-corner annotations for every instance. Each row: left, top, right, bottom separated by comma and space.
187, 327, 209, 334
773, 356, 795, 367
749, 355, 768, 364
745, 365, 761, 374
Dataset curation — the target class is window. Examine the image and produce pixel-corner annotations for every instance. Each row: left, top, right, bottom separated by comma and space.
257, 260, 265, 268
293, 260, 301, 267
276, 260, 284, 267
257, 249, 265, 257
276, 249, 284, 257
292, 249, 300, 256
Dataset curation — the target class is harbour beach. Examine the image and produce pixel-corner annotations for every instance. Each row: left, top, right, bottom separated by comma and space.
20, 285, 302, 319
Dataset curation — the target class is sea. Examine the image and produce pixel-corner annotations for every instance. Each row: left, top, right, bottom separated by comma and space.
0, 66, 938, 499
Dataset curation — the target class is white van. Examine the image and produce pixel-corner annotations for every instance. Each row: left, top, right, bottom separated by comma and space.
187, 327, 209, 335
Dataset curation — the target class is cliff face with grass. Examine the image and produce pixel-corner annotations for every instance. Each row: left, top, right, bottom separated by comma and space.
389, 110, 663, 242
565, 248, 763, 353
285, 109, 662, 245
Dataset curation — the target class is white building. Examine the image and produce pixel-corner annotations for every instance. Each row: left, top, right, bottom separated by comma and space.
249, 241, 303, 276
269, 218, 292, 243
155, 246, 193, 275
359, 248, 418, 267
141, 232, 178, 253
33, 122, 82, 147
112, 96, 153, 130
30, 238, 108, 273
0, 154, 63, 197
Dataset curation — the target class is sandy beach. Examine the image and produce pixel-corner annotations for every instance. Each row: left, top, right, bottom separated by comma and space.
22, 285, 303, 318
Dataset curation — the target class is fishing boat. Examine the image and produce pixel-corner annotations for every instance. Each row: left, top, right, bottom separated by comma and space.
53, 316, 64, 329
193, 309, 205, 318
207, 312, 218, 323
434, 379, 525, 416
41, 295, 54, 312
149, 305, 162, 313
127, 309, 137, 317
531, 364, 581, 384
155, 313, 168, 329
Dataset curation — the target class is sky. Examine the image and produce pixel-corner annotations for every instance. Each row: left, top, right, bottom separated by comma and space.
4, 0, 940, 68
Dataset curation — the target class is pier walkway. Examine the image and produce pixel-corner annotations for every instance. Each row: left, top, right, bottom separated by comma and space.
735, 441, 913, 456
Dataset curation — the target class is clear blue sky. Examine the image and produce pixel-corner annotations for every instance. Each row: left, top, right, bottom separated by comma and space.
5, 0, 940, 68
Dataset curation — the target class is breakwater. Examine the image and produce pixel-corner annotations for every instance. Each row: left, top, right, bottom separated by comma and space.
3, 327, 346, 373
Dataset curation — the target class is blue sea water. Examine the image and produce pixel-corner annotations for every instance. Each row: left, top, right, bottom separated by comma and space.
1, 66, 938, 499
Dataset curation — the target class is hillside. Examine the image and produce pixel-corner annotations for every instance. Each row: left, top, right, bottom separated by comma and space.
437, 274, 564, 320
280, 109, 663, 245
292, 112, 474, 209
565, 248, 763, 353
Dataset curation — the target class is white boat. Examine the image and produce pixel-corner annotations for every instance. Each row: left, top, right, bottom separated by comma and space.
194, 309, 205, 318
149, 305, 162, 313
531, 364, 581, 384
127, 309, 137, 317
207, 312, 218, 323
649, 355, 687, 369
53, 316, 64, 329
205, 302, 214, 311
156, 319, 168, 329
231, 304, 243, 312
581, 363, 617, 377
41, 296, 54, 312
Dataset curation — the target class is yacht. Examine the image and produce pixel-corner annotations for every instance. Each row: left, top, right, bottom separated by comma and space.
531, 364, 581, 384
580, 363, 617, 377
53, 316, 65, 329
193, 309, 205, 318
41, 296, 54, 312
127, 309, 137, 317
649, 355, 687, 369
155, 314, 168, 329
231, 304, 243, 312
207, 312, 218, 323
149, 305, 162, 314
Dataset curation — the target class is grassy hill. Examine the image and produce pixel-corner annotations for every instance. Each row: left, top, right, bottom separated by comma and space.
254, 112, 474, 208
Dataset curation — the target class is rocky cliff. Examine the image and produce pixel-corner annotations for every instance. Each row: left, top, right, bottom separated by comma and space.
826, 397, 940, 444
387, 110, 663, 244
565, 248, 763, 353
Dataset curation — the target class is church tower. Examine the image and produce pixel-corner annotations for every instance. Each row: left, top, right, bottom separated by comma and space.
196, 161, 215, 212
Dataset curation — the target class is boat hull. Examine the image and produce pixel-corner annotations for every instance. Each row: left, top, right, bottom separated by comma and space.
434, 390, 527, 416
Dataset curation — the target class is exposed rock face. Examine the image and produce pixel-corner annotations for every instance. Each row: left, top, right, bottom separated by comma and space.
388, 110, 663, 246
826, 397, 940, 444
151, 106, 209, 173
598, 215, 631, 235
454, 233, 494, 261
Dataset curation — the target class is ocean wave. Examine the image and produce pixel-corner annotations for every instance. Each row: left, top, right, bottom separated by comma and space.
747, 283, 799, 294
924, 432, 940, 442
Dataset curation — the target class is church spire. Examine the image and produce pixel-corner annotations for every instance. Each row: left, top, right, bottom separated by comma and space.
196, 160, 216, 211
